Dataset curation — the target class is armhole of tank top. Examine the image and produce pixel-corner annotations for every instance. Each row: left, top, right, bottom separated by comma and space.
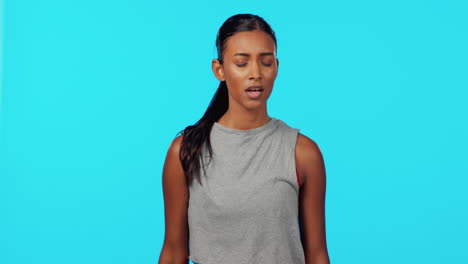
296, 167, 300, 187
293, 129, 301, 189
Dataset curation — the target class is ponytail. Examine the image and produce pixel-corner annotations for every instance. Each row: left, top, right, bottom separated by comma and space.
178, 81, 229, 186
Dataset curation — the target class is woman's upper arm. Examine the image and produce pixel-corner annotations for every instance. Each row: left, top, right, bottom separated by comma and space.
159, 135, 189, 264
296, 133, 330, 264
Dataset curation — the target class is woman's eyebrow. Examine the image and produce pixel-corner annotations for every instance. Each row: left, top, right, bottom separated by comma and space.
233, 52, 274, 57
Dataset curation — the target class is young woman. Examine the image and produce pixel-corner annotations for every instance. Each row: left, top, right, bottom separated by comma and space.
158, 14, 330, 264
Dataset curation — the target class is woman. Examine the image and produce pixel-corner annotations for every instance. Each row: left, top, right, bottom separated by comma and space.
159, 14, 330, 264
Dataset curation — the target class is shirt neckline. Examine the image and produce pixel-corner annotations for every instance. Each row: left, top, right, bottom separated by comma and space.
212, 117, 278, 135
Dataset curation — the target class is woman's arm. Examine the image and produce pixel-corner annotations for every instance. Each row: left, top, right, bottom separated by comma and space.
158, 135, 189, 264
296, 133, 330, 264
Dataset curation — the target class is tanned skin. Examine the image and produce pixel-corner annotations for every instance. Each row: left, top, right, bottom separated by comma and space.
158, 29, 330, 264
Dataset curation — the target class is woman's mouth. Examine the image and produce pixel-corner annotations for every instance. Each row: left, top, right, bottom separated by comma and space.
245, 86, 264, 99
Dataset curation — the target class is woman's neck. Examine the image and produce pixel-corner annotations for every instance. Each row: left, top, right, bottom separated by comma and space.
216, 110, 271, 130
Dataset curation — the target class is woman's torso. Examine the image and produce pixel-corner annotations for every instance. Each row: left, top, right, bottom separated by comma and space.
187, 117, 305, 264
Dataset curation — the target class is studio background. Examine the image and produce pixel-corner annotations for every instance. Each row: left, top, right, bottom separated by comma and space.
1, 0, 467, 263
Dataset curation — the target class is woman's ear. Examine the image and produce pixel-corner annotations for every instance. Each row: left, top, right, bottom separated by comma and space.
274, 58, 280, 78
212, 59, 225, 81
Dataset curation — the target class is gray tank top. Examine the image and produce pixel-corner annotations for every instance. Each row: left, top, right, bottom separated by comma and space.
188, 117, 305, 264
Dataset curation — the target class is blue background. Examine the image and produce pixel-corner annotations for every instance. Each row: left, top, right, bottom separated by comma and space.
1, 0, 467, 263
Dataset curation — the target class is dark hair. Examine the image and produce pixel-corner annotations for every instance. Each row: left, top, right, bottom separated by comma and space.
177, 14, 277, 186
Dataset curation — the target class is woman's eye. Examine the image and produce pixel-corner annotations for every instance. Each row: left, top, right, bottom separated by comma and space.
236, 62, 273, 67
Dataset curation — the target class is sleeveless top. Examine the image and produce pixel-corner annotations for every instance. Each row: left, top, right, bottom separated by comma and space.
187, 117, 305, 264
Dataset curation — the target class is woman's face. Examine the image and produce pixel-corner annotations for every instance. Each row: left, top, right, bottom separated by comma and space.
212, 29, 279, 111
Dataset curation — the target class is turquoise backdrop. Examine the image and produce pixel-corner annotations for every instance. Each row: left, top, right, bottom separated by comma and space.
1, 0, 467, 263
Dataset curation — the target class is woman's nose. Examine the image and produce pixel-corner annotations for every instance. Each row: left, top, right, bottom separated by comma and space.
249, 62, 262, 80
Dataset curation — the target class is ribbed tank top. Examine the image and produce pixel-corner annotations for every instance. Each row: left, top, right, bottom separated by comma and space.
187, 117, 305, 264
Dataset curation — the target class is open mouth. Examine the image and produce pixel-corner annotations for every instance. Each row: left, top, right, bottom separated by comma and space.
245, 87, 264, 92
245, 87, 264, 99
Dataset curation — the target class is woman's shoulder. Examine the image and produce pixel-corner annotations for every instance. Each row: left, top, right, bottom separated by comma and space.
166, 134, 183, 158
296, 133, 321, 159
295, 132, 325, 186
